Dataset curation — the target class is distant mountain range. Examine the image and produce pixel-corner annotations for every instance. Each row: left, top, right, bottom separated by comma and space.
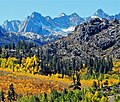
2, 12, 84, 35
2, 9, 120, 35
0, 9, 120, 45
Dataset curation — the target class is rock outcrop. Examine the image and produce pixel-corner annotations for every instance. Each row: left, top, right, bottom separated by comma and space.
43, 18, 120, 60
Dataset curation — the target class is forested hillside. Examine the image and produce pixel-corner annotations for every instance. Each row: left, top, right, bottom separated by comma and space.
0, 18, 120, 102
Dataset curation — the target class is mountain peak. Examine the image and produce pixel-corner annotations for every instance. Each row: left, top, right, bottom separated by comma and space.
94, 9, 105, 16
57, 13, 67, 18
71, 13, 79, 17
45, 16, 52, 20
32, 11, 41, 15
60, 13, 66, 16
31, 11, 42, 18
96, 9, 104, 13
92, 9, 111, 19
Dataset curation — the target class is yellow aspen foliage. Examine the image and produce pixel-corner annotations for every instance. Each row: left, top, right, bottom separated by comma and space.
91, 91, 101, 102
1, 58, 7, 68
26, 70, 31, 74
91, 96, 98, 102
32, 71, 35, 75
85, 91, 93, 99
14, 64, 19, 71
100, 96, 108, 102
55, 73, 62, 78
94, 91, 99, 97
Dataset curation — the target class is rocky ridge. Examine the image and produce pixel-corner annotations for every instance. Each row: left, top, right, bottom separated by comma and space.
43, 18, 120, 60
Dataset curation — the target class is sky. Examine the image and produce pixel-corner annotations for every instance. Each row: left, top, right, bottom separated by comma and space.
0, 0, 120, 24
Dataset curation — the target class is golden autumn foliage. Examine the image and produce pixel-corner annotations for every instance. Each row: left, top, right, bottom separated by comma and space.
0, 69, 66, 96
0, 67, 96, 96
0, 56, 41, 75
100, 96, 108, 102
0, 56, 119, 99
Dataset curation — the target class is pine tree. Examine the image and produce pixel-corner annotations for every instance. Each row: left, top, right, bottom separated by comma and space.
79, 60, 83, 70
0, 90, 5, 102
4, 44, 8, 49
8, 84, 16, 101
108, 57, 113, 71
94, 58, 99, 73
42, 92, 48, 102
84, 59, 88, 68
62, 69, 65, 78
69, 72, 81, 90
0, 46, 2, 54
89, 57, 94, 67
72, 58, 76, 71
99, 59, 104, 74
63, 88, 68, 94
92, 81, 97, 89
10, 43, 15, 50
88, 66, 93, 75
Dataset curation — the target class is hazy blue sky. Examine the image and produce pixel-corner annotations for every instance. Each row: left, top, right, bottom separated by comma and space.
0, 0, 120, 24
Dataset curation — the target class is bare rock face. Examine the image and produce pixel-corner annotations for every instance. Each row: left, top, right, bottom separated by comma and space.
43, 18, 120, 60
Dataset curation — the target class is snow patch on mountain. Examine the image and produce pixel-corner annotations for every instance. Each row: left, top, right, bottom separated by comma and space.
62, 26, 75, 32
20, 32, 41, 39
57, 13, 67, 18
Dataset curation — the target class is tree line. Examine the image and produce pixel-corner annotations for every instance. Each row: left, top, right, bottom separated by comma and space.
0, 40, 113, 77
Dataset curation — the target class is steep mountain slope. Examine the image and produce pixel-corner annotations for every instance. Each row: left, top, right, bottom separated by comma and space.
53, 13, 84, 29
43, 18, 120, 60
115, 13, 120, 19
68, 13, 84, 26
0, 25, 34, 45
0, 26, 61, 46
53, 13, 71, 28
2, 20, 21, 32
19, 12, 56, 35
0, 26, 6, 34
0, 26, 6, 38
0, 30, 27, 45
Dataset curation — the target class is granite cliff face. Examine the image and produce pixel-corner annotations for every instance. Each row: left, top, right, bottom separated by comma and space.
43, 18, 120, 60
